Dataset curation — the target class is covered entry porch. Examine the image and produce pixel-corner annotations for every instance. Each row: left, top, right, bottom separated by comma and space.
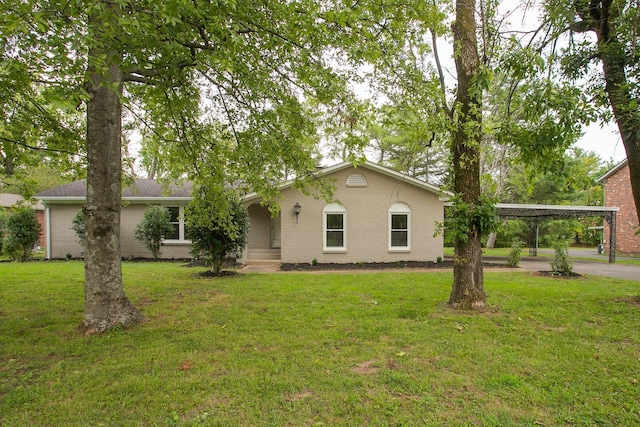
245, 204, 281, 261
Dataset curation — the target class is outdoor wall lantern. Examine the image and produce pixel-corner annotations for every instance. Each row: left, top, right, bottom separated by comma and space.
293, 202, 302, 223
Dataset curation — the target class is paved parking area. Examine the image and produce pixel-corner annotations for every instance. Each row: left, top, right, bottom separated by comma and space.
522, 259, 639, 281
485, 255, 640, 282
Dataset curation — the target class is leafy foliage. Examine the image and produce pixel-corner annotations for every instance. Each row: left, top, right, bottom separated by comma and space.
3, 206, 41, 261
487, 148, 609, 248
134, 206, 175, 260
439, 194, 499, 243
70, 210, 86, 247
0, 209, 8, 253
1, 0, 449, 328
534, 0, 640, 224
366, 105, 449, 186
550, 240, 573, 276
186, 189, 249, 274
506, 238, 524, 268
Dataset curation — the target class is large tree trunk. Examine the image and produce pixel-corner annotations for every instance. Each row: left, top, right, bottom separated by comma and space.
590, 1, 640, 224
449, 0, 486, 309
82, 1, 143, 334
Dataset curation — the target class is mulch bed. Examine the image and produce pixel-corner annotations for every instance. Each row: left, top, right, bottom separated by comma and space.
280, 260, 509, 271
617, 295, 640, 306
533, 271, 582, 278
194, 270, 239, 278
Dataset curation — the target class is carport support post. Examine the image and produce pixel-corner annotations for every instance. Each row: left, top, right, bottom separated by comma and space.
606, 212, 616, 264
529, 219, 539, 257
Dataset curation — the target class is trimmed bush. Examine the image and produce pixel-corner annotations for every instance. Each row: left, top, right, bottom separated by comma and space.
4, 206, 41, 262
186, 189, 249, 274
134, 205, 175, 260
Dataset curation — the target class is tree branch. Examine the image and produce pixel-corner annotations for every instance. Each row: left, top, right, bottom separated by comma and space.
430, 27, 451, 116
1, 137, 85, 158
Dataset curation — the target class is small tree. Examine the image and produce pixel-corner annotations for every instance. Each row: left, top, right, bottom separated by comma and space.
551, 240, 573, 276
4, 206, 41, 262
0, 209, 8, 254
506, 238, 524, 268
133, 206, 175, 260
186, 189, 249, 274
71, 209, 86, 246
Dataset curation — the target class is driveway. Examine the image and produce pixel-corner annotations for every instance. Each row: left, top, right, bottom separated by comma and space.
484, 253, 640, 282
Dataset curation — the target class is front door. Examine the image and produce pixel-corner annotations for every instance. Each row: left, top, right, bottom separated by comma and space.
270, 216, 281, 248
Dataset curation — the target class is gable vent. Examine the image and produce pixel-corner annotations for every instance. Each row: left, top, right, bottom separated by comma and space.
346, 173, 368, 188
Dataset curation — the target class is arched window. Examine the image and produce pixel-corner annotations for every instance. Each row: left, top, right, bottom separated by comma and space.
323, 203, 347, 251
389, 202, 411, 251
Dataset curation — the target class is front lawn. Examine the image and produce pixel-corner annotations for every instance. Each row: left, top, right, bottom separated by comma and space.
1, 261, 639, 426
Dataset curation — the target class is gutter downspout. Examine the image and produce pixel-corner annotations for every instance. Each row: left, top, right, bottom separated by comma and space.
44, 205, 51, 259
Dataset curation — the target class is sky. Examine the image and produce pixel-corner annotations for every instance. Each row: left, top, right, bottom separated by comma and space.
579, 122, 626, 163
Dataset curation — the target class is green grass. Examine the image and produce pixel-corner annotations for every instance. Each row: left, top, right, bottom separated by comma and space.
1, 261, 640, 426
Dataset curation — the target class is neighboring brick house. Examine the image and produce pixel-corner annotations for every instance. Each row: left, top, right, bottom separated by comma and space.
598, 159, 640, 255
0, 193, 46, 249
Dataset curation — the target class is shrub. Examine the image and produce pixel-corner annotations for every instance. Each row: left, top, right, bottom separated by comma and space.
550, 240, 573, 276
506, 238, 524, 267
4, 206, 41, 262
3, 235, 21, 260
70, 209, 86, 246
186, 188, 249, 274
134, 205, 175, 260
0, 209, 8, 253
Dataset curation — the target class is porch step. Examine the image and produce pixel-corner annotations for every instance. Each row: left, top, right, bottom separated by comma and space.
247, 248, 281, 260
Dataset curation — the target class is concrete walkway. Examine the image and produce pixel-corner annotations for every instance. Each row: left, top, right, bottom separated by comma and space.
240, 261, 281, 273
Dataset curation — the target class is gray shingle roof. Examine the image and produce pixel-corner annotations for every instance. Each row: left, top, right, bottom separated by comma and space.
36, 179, 193, 199
0, 193, 45, 210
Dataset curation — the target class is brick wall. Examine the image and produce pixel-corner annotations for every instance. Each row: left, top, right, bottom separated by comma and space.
36, 210, 45, 249
604, 163, 640, 255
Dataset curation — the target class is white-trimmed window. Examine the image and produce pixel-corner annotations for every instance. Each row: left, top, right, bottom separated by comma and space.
323, 203, 346, 251
389, 202, 411, 251
165, 206, 189, 242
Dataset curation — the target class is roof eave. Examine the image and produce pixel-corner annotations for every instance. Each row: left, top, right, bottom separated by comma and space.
242, 161, 448, 203
597, 158, 628, 183
38, 196, 192, 204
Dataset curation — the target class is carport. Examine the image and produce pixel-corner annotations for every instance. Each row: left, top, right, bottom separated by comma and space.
495, 204, 619, 263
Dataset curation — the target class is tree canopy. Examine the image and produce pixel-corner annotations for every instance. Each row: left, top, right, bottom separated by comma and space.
528, 0, 640, 221
1, 0, 450, 330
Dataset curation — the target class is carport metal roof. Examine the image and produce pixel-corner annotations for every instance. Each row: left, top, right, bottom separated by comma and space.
495, 203, 618, 219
